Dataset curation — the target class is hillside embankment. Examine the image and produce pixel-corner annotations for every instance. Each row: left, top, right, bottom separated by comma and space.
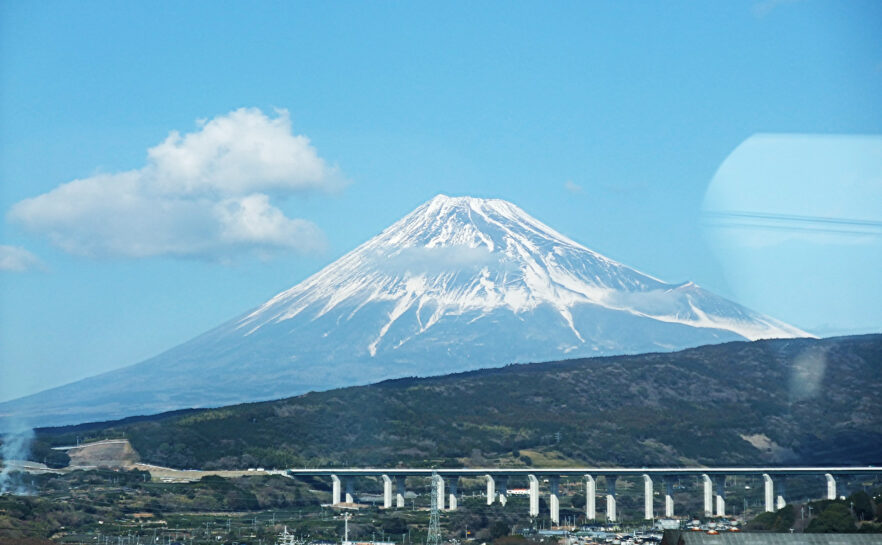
11, 439, 283, 482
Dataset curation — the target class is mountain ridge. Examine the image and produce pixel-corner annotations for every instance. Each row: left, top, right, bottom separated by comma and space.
29, 334, 882, 470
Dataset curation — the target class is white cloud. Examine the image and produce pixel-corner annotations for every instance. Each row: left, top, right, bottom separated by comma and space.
375, 245, 505, 275
8, 108, 339, 259
147, 107, 341, 196
0, 245, 43, 272
215, 194, 326, 252
564, 180, 583, 195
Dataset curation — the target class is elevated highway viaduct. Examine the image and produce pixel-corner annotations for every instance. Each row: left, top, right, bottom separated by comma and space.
287, 467, 882, 524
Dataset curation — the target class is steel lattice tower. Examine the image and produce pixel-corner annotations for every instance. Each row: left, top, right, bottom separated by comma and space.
426, 472, 442, 545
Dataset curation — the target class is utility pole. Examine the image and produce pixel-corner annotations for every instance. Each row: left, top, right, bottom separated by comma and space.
343, 512, 352, 544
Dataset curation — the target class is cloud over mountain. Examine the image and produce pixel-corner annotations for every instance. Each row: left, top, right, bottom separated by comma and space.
8, 108, 340, 260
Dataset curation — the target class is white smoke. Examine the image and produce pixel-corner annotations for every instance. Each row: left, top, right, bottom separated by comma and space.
0, 423, 35, 495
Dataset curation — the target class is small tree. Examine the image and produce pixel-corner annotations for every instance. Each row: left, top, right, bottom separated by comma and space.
807, 503, 856, 533
849, 491, 874, 522
489, 520, 510, 539
747, 505, 794, 532
382, 516, 407, 535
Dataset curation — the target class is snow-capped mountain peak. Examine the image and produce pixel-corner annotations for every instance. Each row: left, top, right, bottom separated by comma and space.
238, 195, 807, 354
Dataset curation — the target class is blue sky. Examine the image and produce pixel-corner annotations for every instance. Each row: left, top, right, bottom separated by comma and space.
1, 1, 881, 402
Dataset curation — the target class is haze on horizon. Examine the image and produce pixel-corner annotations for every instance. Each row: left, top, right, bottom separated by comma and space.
1, 1, 881, 404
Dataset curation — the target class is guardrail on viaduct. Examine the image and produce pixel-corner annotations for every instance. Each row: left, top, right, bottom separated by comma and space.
287, 467, 882, 524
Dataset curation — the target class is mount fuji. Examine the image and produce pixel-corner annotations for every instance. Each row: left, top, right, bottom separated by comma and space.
1, 195, 808, 427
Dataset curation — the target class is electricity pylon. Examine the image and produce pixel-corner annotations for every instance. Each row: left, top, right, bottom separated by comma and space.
427, 472, 442, 545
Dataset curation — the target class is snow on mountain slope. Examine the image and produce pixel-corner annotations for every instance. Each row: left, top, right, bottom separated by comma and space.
0, 194, 809, 428
236, 194, 805, 349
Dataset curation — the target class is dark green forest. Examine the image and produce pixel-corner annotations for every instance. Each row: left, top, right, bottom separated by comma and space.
32, 334, 882, 470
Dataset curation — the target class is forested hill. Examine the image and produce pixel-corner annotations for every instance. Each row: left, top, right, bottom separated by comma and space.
33, 334, 882, 470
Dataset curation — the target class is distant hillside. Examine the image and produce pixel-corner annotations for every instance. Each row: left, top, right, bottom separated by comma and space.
32, 334, 882, 470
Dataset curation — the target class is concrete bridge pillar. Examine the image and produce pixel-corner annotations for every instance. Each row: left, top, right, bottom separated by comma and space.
776, 477, 787, 511
702, 474, 713, 517
825, 473, 836, 500
448, 478, 458, 511
497, 477, 508, 506
382, 475, 393, 509
585, 475, 596, 521
643, 474, 653, 520
714, 476, 726, 517
528, 474, 540, 517
436, 474, 445, 510
331, 474, 342, 505
762, 474, 774, 512
663, 478, 675, 518
345, 477, 354, 504
550, 477, 560, 525
486, 475, 496, 505
396, 476, 406, 508
606, 475, 618, 522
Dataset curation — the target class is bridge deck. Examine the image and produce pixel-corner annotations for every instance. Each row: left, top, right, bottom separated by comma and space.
287, 466, 881, 477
